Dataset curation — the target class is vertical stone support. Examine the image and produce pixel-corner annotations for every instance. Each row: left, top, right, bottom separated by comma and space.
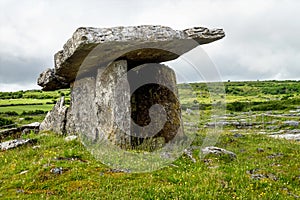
128, 64, 181, 147
63, 60, 181, 149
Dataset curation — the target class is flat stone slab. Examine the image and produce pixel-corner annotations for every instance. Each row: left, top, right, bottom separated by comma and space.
0, 139, 35, 151
201, 146, 237, 159
38, 25, 225, 90
21, 122, 40, 129
0, 122, 40, 141
270, 133, 300, 141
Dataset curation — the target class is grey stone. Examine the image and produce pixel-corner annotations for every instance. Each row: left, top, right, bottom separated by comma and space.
19, 170, 29, 175
257, 148, 264, 153
250, 173, 278, 181
37, 25, 224, 90
39, 97, 68, 134
267, 153, 284, 159
201, 146, 237, 159
64, 135, 78, 142
186, 108, 193, 115
287, 129, 300, 134
65, 76, 96, 136
0, 128, 19, 141
247, 168, 277, 181
16, 189, 25, 193
21, 122, 40, 135
246, 168, 260, 174
67, 61, 181, 148
250, 174, 266, 180
22, 128, 31, 135
37, 68, 69, 91
0, 139, 35, 151
183, 149, 196, 163
233, 133, 244, 138
270, 133, 300, 141
21, 122, 40, 129
107, 168, 131, 173
0, 122, 40, 141
50, 167, 63, 174
283, 120, 299, 127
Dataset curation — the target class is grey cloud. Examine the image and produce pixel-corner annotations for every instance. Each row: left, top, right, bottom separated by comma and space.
0, 54, 47, 85
1, 0, 300, 91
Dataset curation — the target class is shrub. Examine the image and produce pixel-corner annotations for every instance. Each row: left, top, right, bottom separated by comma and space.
0, 117, 13, 126
21, 110, 47, 116
24, 117, 33, 121
4, 111, 19, 116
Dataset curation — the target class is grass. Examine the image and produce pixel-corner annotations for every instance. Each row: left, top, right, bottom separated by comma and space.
0, 131, 299, 199
0, 99, 53, 106
1, 80, 300, 199
0, 105, 54, 115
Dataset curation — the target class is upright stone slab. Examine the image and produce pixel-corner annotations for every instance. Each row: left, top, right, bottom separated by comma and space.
128, 63, 181, 147
65, 76, 97, 140
94, 60, 131, 148
64, 60, 132, 147
64, 60, 180, 149
39, 97, 67, 134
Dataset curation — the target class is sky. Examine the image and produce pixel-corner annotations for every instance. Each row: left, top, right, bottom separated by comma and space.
0, 0, 299, 91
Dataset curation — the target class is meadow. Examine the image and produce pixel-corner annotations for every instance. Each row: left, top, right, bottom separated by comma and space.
0, 80, 300, 199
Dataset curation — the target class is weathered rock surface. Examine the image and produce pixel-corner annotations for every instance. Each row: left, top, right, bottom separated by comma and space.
0, 139, 35, 151
39, 97, 67, 134
38, 25, 225, 149
21, 122, 40, 130
0, 122, 40, 141
270, 133, 300, 141
283, 120, 299, 127
64, 135, 78, 142
37, 25, 225, 90
37, 68, 69, 91
201, 146, 237, 159
65, 60, 181, 148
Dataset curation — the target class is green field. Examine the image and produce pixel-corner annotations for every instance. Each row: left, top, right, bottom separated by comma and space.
0, 105, 54, 114
0, 99, 53, 106
0, 81, 300, 199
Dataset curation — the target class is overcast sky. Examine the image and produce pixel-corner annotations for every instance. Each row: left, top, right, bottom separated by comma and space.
0, 0, 299, 91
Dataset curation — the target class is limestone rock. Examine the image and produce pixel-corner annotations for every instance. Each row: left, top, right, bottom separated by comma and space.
40, 97, 68, 134
64, 135, 78, 142
50, 167, 63, 174
65, 76, 97, 139
21, 122, 40, 129
66, 60, 181, 148
0, 128, 19, 141
0, 122, 40, 141
37, 25, 225, 90
201, 146, 237, 159
0, 139, 35, 151
37, 68, 69, 91
270, 133, 300, 141
283, 120, 299, 127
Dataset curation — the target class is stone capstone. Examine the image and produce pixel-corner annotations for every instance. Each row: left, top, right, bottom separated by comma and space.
37, 25, 225, 91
